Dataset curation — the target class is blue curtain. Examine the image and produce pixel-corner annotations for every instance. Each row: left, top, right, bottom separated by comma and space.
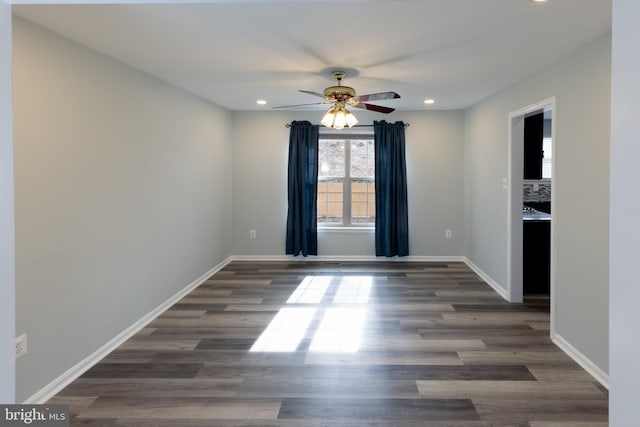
374, 120, 409, 257
286, 121, 319, 256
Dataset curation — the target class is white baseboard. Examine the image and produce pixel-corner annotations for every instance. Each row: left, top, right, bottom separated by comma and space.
465, 258, 609, 389
27, 254, 465, 403
230, 254, 466, 263
461, 257, 608, 388
24, 256, 233, 404
462, 257, 509, 300
26, 254, 608, 403
551, 332, 609, 389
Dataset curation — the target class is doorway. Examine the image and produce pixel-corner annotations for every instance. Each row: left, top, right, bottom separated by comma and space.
507, 97, 556, 330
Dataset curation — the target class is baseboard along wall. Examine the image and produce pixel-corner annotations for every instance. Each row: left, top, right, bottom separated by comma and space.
24, 256, 233, 404
25, 254, 607, 402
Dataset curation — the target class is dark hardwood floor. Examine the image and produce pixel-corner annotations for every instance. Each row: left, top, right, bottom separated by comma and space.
49, 261, 608, 426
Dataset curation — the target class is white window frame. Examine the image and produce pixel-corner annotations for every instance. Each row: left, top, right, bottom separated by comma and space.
317, 130, 375, 228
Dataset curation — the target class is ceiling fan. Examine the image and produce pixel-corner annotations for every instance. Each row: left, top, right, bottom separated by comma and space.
274, 71, 400, 129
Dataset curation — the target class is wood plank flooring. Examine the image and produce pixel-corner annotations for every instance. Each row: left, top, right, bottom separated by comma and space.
49, 261, 608, 426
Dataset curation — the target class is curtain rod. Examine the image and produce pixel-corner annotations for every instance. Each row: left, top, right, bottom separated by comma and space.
285, 123, 410, 128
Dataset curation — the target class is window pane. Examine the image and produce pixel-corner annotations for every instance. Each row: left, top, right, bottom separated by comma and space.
542, 137, 552, 179
318, 179, 343, 224
351, 180, 375, 224
350, 140, 374, 178
319, 140, 345, 178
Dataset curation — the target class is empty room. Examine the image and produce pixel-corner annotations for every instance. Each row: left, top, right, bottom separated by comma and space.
1, 0, 638, 425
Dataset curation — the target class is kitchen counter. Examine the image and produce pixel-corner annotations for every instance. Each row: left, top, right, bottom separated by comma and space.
523, 207, 551, 221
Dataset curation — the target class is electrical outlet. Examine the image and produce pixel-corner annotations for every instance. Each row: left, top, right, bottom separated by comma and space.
445, 229, 453, 239
249, 230, 257, 239
15, 334, 27, 358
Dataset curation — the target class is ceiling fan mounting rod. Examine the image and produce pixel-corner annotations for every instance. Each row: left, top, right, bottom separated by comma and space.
331, 70, 347, 83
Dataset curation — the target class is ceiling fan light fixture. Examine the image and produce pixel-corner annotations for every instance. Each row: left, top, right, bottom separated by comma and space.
344, 109, 359, 128
321, 107, 336, 128
321, 105, 358, 130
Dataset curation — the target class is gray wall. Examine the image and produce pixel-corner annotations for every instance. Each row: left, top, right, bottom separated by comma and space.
610, 0, 640, 423
0, 2, 15, 404
464, 34, 611, 373
231, 110, 465, 257
12, 18, 233, 401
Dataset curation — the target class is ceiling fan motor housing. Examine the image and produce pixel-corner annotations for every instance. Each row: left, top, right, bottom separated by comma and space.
272, 69, 397, 113
324, 85, 356, 101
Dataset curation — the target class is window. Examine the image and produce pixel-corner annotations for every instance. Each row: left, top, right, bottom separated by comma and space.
542, 137, 552, 179
317, 133, 375, 226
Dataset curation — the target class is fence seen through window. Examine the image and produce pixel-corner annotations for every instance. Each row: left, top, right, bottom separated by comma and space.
317, 136, 375, 226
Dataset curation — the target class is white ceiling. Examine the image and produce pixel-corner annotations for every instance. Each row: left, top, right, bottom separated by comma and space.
13, 0, 611, 112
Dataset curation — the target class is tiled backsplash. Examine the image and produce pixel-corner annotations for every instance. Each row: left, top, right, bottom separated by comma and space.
523, 181, 551, 202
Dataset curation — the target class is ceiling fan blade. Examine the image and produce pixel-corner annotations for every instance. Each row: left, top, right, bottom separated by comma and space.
352, 103, 396, 114
272, 102, 327, 109
299, 90, 326, 99
353, 92, 401, 102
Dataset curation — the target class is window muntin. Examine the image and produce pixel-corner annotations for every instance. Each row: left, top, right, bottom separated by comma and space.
318, 134, 375, 226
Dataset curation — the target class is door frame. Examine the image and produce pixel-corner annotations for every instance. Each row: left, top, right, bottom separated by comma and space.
507, 96, 556, 331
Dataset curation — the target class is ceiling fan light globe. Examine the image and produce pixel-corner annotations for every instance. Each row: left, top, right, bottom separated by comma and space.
321, 108, 336, 128
345, 110, 358, 127
333, 110, 349, 129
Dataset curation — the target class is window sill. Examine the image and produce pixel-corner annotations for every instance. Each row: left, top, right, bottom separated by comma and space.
318, 226, 375, 233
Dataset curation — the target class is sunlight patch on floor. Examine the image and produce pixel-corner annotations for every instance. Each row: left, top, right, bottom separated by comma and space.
249, 307, 316, 352
309, 307, 367, 353
251, 276, 373, 353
